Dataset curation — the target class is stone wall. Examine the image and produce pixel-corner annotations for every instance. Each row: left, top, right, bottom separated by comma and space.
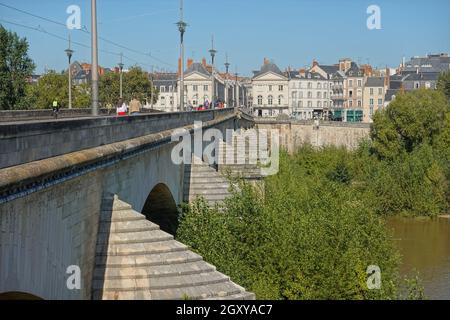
0, 108, 235, 169
256, 120, 371, 151
0, 114, 239, 300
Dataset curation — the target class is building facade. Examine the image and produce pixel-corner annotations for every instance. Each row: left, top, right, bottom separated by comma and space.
251, 59, 289, 118
151, 73, 178, 112
288, 70, 332, 120
363, 77, 387, 123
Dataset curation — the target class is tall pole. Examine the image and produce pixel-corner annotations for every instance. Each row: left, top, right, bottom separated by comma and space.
177, 0, 187, 111
91, 0, 99, 115
235, 69, 239, 108
65, 35, 74, 109
118, 53, 124, 99
224, 53, 230, 107
209, 35, 217, 107
150, 65, 154, 109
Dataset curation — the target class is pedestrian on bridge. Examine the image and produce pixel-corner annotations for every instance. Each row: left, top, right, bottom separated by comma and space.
116, 98, 128, 116
52, 100, 60, 119
129, 95, 142, 116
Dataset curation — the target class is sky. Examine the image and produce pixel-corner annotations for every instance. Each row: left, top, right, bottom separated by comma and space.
0, 0, 449, 76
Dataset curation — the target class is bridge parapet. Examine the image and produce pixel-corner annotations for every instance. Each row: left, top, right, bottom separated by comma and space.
0, 108, 236, 169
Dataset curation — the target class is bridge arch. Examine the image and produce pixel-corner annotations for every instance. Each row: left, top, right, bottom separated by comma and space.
142, 183, 179, 235
0, 291, 43, 300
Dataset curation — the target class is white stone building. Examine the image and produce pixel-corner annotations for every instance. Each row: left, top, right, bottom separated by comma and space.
251, 59, 289, 117
151, 73, 178, 112
287, 70, 333, 120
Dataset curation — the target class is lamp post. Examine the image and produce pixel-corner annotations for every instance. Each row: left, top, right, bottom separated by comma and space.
91, 0, 99, 115
224, 53, 230, 107
65, 35, 74, 109
176, 0, 187, 111
209, 36, 217, 107
118, 53, 124, 99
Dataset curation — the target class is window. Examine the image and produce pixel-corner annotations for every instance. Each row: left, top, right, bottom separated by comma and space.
357, 89, 362, 97
269, 85, 273, 91
324, 92, 327, 99
317, 92, 321, 99
268, 95, 273, 105
170, 97, 174, 105
358, 80, 362, 87
160, 86, 166, 93
193, 94, 198, 106
378, 99, 383, 106
169, 86, 173, 92
378, 88, 383, 95
308, 82, 312, 89
308, 91, 312, 99
298, 101, 303, 107
193, 85, 198, 92
278, 95, 283, 105
299, 91, 303, 99
370, 88, 374, 95
318, 101, 322, 108
370, 106, 374, 116
257, 95, 263, 105
317, 83, 322, 89
204, 85, 209, 91
370, 98, 374, 106
349, 100, 353, 108
349, 90, 353, 98
415, 82, 420, 89
161, 96, 166, 106
279, 85, 284, 91
349, 80, 353, 87
292, 92, 297, 100
357, 100, 362, 107
308, 101, 312, 108
324, 101, 328, 108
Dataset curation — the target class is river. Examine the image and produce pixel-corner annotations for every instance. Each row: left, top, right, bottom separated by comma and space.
386, 216, 450, 300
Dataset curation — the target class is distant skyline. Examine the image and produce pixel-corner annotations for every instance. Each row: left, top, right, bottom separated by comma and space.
0, 0, 449, 76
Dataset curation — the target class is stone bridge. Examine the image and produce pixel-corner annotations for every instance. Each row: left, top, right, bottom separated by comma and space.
0, 109, 370, 300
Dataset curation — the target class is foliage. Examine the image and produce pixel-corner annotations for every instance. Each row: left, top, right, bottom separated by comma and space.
437, 70, 450, 100
23, 71, 91, 109
0, 24, 35, 110
178, 150, 427, 300
99, 66, 158, 106
371, 89, 449, 160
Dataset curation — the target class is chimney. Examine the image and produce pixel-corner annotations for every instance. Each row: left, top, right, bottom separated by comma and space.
187, 58, 194, 69
202, 58, 207, 67
178, 58, 182, 75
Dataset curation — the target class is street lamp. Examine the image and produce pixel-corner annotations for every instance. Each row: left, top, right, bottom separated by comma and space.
118, 53, 124, 99
65, 35, 74, 109
209, 36, 217, 107
176, 0, 187, 111
91, 0, 99, 116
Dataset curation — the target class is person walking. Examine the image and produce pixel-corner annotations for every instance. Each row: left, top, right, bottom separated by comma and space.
116, 98, 128, 116
52, 99, 60, 119
129, 95, 142, 116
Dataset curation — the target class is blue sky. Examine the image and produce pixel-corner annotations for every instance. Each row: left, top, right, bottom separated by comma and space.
0, 0, 449, 76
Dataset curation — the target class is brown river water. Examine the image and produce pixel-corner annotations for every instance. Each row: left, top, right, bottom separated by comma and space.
386, 216, 450, 300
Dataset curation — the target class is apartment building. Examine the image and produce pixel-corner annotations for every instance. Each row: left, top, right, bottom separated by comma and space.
363, 77, 387, 123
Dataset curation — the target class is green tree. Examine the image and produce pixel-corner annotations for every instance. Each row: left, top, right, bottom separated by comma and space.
0, 25, 35, 110
25, 71, 91, 109
371, 89, 449, 160
437, 70, 450, 100
99, 66, 158, 106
